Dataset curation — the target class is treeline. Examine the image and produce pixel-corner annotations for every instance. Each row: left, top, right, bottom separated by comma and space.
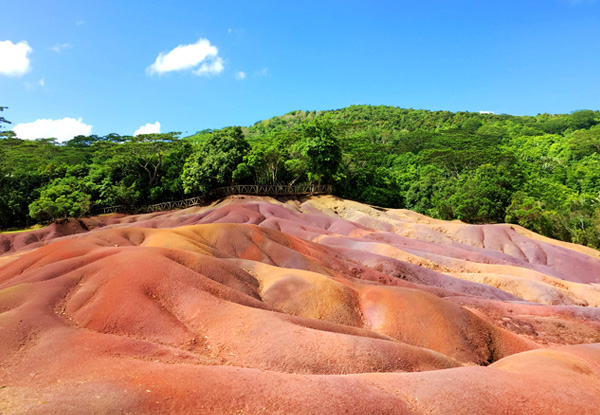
1, 105, 600, 248
0, 118, 341, 227
248, 106, 600, 248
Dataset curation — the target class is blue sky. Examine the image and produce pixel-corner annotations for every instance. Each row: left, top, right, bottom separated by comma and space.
1, 0, 599, 141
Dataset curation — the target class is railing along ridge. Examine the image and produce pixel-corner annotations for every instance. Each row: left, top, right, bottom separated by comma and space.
91, 184, 332, 215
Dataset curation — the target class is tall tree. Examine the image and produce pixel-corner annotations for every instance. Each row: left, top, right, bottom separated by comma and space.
124, 132, 180, 188
182, 127, 250, 194
28, 176, 92, 222
298, 118, 341, 186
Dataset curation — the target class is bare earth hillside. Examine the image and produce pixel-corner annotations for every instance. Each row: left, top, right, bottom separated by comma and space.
1, 195, 600, 414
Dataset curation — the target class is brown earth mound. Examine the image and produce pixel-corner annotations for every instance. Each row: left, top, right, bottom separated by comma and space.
1, 195, 599, 414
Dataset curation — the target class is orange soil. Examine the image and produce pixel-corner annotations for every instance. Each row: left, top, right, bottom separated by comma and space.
1, 195, 599, 414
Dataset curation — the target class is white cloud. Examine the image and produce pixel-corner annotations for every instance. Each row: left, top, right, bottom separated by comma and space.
0, 40, 32, 77
194, 57, 224, 77
50, 43, 72, 53
479, 111, 495, 114
235, 71, 247, 80
253, 67, 269, 77
147, 38, 224, 77
134, 122, 161, 136
13, 118, 92, 142
227, 28, 244, 36
24, 78, 45, 91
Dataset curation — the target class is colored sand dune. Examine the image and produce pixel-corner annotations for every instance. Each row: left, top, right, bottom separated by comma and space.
1, 195, 600, 414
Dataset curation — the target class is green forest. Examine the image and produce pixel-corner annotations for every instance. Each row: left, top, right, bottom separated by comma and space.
1, 105, 600, 248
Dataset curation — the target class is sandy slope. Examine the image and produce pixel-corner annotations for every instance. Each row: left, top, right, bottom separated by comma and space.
1, 195, 599, 414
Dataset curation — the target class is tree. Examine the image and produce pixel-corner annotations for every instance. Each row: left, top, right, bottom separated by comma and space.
0, 106, 10, 130
0, 136, 86, 228
123, 132, 180, 188
0, 187, 27, 230
297, 118, 341, 186
182, 127, 250, 194
566, 153, 600, 195
0, 106, 12, 140
569, 127, 600, 159
29, 177, 91, 222
2, 104, 600, 247
80, 132, 184, 205
245, 141, 282, 185
404, 165, 447, 216
150, 140, 193, 201
505, 192, 555, 237
435, 164, 524, 223
567, 110, 598, 131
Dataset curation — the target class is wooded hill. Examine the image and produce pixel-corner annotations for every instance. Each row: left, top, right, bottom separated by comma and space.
1, 105, 599, 248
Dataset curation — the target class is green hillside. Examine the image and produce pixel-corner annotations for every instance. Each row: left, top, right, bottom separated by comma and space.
2, 105, 600, 248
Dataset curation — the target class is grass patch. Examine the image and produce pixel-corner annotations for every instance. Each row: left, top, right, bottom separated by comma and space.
1, 224, 46, 234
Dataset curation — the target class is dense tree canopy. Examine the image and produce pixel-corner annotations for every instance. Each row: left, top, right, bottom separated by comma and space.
29, 176, 91, 222
2, 105, 600, 250
182, 127, 250, 194
297, 119, 342, 186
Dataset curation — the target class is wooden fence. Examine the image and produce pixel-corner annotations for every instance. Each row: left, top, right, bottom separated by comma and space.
91, 184, 333, 215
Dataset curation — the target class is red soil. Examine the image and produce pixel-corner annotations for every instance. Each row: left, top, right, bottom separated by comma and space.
1, 195, 599, 414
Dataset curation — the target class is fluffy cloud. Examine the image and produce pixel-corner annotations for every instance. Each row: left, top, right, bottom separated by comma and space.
194, 57, 224, 77
134, 121, 161, 136
0, 40, 32, 77
235, 71, 247, 80
147, 38, 224, 76
13, 118, 92, 142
